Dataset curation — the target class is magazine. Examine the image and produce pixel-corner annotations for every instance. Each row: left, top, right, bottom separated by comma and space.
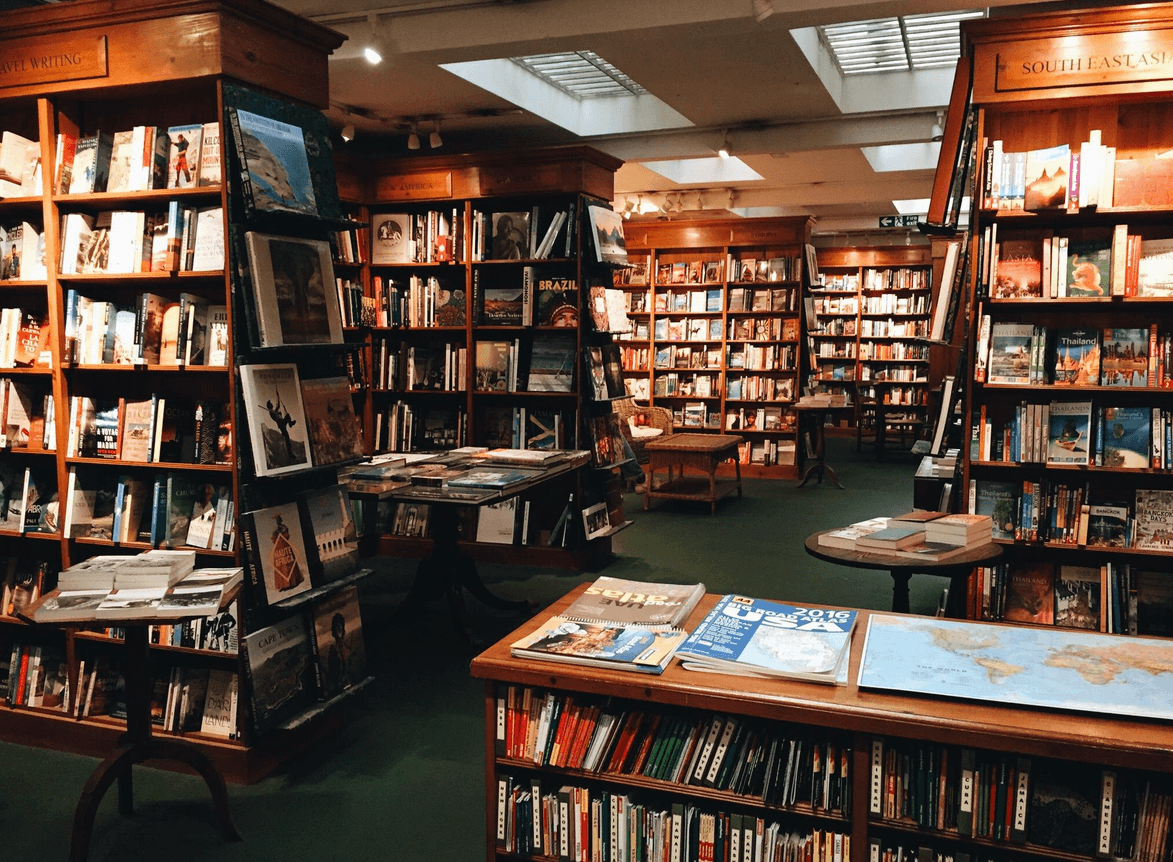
676, 595, 857, 684
510, 614, 685, 674
561, 576, 706, 629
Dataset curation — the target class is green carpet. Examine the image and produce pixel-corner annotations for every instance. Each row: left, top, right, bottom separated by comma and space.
0, 438, 935, 861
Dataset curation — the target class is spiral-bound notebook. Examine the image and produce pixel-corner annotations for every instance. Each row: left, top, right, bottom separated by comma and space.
560, 576, 705, 630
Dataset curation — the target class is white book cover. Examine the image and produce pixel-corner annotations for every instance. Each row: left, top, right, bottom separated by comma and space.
191, 207, 224, 271
1137, 237, 1173, 297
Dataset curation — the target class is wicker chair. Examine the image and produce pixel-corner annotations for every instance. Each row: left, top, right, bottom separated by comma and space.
612, 397, 674, 465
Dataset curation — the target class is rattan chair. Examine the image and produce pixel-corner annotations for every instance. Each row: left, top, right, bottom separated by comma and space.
612, 397, 674, 464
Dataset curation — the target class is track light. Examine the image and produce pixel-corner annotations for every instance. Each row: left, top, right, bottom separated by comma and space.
622, 197, 633, 219
363, 14, 385, 65
718, 131, 731, 159
752, 0, 775, 22
428, 120, 442, 149
407, 123, 420, 150
727, 189, 737, 210
695, 191, 704, 211
930, 111, 945, 142
340, 122, 355, 143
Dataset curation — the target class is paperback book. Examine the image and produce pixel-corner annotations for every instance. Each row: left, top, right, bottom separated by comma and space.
1002, 561, 1055, 624
509, 615, 686, 674
228, 107, 317, 216
1065, 238, 1111, 297
1049, 328, 1100, 386
986, 323, 1035, 385
1133, 489, 1173, 552
1046, 401, 1092, 465
1099, 406, 1150, 468
1100, 328, 1149, 387
972, 480, 1019, 540
676, 594, 857, 684
561, 576, 706, 629
1054, 565, 1101, 630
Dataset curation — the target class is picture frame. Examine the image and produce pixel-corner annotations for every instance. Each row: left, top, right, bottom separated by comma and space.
240, 363, 314, 477
244, 231, 343, 347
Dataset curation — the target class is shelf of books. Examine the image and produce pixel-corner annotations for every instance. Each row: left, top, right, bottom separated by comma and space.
472, 581, 1173, 862
0, 0, 383, 783
330, 148, 627, 569
812, 247, 934, 439
621, 217, 814, 478
958, 5, 1173, 636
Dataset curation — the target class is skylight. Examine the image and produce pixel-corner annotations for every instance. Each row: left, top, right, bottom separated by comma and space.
819, 10, 985, 76
512, 51, 648, 99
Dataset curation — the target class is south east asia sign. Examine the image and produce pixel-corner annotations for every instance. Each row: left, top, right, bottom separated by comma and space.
994, 29, 1173, 92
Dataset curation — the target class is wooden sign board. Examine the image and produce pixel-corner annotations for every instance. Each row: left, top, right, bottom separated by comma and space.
478, 164, 562, 197
0, 35, 108, 90
374, 171, 453, 201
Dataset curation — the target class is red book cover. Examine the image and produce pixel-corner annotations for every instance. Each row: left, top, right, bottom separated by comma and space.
551, 701, 580, 768
566, 705, 597, 770
626, 712, 662, 774
604, 711, 640, 773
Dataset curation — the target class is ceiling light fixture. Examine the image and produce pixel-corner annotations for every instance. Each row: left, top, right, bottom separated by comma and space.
340, 122, 356, 143
407, 123, 421, 150
695, 191, 704, 211
930, 111, 945, 142
718, 131, 732, 159
752, 0, 775, 22
727, 189, 737, 210
363, 14, 385, 65
428, 120, 443, 148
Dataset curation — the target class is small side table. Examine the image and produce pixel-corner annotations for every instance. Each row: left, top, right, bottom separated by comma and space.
644, 433, 743, 514
804, 530, 1003, 615
795, 405, 854, 489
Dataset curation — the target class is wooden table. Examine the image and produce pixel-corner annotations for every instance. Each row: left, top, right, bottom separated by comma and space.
643, 433, 743, 514
804, 529, 1003, 615
795, 404, 855, 489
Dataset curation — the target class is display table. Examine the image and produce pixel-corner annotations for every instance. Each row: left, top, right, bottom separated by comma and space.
643, 433, 743, 514
803, 529, 1003, 615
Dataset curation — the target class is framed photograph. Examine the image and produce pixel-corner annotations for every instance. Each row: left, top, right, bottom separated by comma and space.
586, 205, 628, 265
240, 363, 314, 477
244, 231, 343, 347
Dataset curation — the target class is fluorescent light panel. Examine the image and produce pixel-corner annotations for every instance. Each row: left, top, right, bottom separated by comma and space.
512, 51, 648, 99
820, 10, 985, 76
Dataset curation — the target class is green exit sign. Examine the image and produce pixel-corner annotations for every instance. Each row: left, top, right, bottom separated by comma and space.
879, 215, 921, 227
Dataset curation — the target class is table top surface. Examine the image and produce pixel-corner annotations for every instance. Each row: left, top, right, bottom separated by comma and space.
794, 402, 855, 413
645, 432, 743, 452
804, 529, 1004, 572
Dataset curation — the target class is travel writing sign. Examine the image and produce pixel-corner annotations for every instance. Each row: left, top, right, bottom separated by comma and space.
0, 36, 108, 90
994, 30, 1173, 93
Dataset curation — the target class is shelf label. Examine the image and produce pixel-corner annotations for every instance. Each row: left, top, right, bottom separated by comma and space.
0, 35, 108, 90
479, 163, 562, 196
374, 171, 452, 200
990, 30, 1173, 94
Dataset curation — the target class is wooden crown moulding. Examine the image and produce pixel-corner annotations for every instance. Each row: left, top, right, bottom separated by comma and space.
817, 246, 932, 269
624, 216, 814, 252
964, 2, 1173, 105
362, 146, 623, 204
0, 0, 344, 107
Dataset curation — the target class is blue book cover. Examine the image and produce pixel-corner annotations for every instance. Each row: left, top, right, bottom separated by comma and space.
974, 480, 1019, 540
676, 594, 856, 682
1047, 401, 1092, 465
1100, 406, 1151, 469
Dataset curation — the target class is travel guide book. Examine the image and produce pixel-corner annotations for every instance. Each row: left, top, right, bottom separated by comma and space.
560, 576, 706, 629
676, 594, 857, 684
510, 615, 685, 674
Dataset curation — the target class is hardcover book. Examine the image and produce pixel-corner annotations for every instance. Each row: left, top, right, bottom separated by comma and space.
370, 213, 409, 264
1022, 144, 1070, 210
228, 107, 317, 216
1066, 238, 1111, 297
986, 323, 1036, 385
488, 211, 530, 260
244, 232, 342, 347
298, 376, 364, 467
1049, 328, 1100, 386
561, 576, 705, 629
297, 484, 359, 584
164, 124, 203, 189
1002, 561, 1055, 624
242, 615, 313, 735
1100, 406, 1150, 468
524, 332, 576, 393
1100, 327, 1149, 387
993, 239, 1042, 298
1054, 565, 1101, 630
240, 363, 313, 477
243, 501, 313, 605
308, 585, 366, 700
1136, 237, 1173, 297
1046, 401, 1092, 465
510, 614, 685, 675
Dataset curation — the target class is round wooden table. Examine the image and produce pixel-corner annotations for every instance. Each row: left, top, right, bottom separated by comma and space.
804, 530, 1003, 615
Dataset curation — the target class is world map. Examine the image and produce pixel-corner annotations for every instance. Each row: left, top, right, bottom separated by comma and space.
857, 614, 1173, 721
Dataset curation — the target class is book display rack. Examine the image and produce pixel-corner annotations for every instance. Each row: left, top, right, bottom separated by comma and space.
0, 0, 370, 783
811, 247, 934, 441
472, 585, 1173, 862
331, 148, 627, 569
620, 218, 814, 479
958, 5, 1173, 634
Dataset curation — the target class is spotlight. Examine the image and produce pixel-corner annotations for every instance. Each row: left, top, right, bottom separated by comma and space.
340, 122, 355, 143
930, 111, 945, 142
718, 131, 731, 159
727, 189, 737, 210
621, 197, 633, 219
407, 124, 420, 150
363, 13, 385, 65
428, 120, 442, 149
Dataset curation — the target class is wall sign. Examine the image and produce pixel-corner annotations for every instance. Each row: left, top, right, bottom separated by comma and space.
994, 30, 1173, 92
879, 215, 920, 228
375, 171, 453, 200
0, 36, 108, 90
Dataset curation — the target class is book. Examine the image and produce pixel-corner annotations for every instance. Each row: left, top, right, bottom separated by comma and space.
446, 466, 541, 490
1023, 144, 1070, 210
1135, 570, 1173, 636
1046, 401, 1092, 465
530, 271, 578, 327
1100, 327, 1149, 387
242, 614, 314, 734
1049, 328, 1100, 386
297, 484, 359, 584
196, 121, 221, 186
587, 205, 628, 265
1085, 504, 1129, 548
1100, 406, 1151, 468
308, 585, 366, 699
244, 232, 342, 347
228, 106, 317, 216
993, 239, 1042, 298
298, 375, 364, 467
370, 213, 409, 264
854, 524, 927, 551
676, 595, 856, 683
164, 124, 202, 189
1137, 237, 1173, 297
1132, 489, 1173, 552
1066, 238, 1111, 297
199, 669, 238, 738
973, 480, 1019, 540
525, 332, 576, 393
242, 501, 313, 606
489, 211, 530, 260
510, 614, 685, 675
987, 323, 1035, 385
561, 576, 705, 629
240, 363, 313, 477
1054, 565, 1101, 630
1002, 561, 1055, 624
817, 517, 892, 550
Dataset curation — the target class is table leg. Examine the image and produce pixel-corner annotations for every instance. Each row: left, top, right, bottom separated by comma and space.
644, 465, 652, 510
709, 467, 717, 515
889, 570, 912, 614
734, 457, 742, 498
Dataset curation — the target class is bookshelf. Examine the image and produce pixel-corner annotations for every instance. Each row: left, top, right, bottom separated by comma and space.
621, 217, 814, 479
959, 5, 1173, 634
812, 247, 934, 445
331, 148, 626, 569
0, 0, 352, 783
471, 584, 1173, 862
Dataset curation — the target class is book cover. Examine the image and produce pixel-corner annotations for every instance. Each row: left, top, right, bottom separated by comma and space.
510, 615, 685, 674
994, 239, 1042, 298
229, 107, 317, 216
489, 211, 530, 260
245, 501, 313, 604
1100, 328, 1149, 387
1023, 144, 1070, 210
1049, 328, 1100, 386
1085, 504, 1129, 548
562, 576, 705, 629
1066, 238, 1111, 297
199, 669, 237, 738
1100, 406, 1151, 468
1137, 237, 1173, 297
242, 615, 313, 734
986, 323, 1035, 385
298, 376, 364, 467
196, 121, 220, 187
309, 584, 366, 699
244, 232, 342, 348
586, 206, 627, 265
1054, 565, 1101, 630
1002, 561, 1055, 624
525, 332, 576, 393
676, 594, 856, 683
297, 484, 359, 584
475, 340, 513, 392
855, 524, 928, 550
1046, 401, 1092, 465
1135, 570, 1173, 636
370, 213, 409, 264
1133, 489, 1173, 551
532, 272, 578, 328
165, 124, 202, 189
1027, 760, 1100, 855
240, 363, 313, 477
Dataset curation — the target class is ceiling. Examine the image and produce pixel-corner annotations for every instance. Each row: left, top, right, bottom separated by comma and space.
267, 0, 1089, 238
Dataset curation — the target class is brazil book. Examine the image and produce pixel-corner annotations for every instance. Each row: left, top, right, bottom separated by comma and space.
510, 615, 686, 674
676, 594, 857, 684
